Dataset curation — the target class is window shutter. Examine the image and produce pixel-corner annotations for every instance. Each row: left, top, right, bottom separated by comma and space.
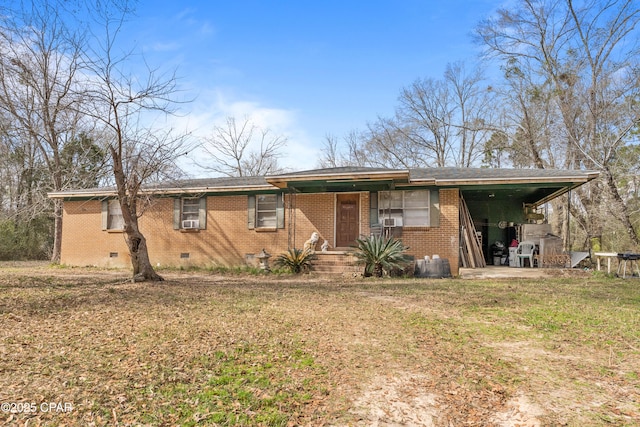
173, 199, 181, 230
430, 190, 440, 227
198, 197, 207, 229
101, 200, 108, 230
369, 192, 378, 225
247, 195, 256, 229
276, 193, 285, 229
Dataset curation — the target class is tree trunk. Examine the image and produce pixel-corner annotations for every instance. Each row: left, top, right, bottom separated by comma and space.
126, 226, 163, 282
119, 205, 163, 282
111, 146, 163, 282
51, 198, 63, 263
374, 262, 383, 278
602, 168, 640, 247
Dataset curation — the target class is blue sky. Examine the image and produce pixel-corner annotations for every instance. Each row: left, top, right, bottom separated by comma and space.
121, 0, 505, 174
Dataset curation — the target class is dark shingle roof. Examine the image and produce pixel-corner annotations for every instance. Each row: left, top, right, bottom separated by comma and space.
48, 167, 598, 199
409, 167, 598, 182
151, 175, 269, 189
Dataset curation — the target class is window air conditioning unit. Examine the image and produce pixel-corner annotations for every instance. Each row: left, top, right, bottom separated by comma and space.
182, 219, 199, 229
383, 217, 403, 227
383, 217, 396, 227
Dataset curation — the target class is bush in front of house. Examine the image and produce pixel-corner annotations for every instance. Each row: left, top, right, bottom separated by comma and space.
353, 235, 412, 278
274, 248, 314, 273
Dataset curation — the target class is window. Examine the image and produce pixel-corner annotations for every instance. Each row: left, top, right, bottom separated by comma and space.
181, 198, 200, 228
256, 194, 277, 228
173, 197, 206, 230
104, 200, 124, 230
403, 190, 430, 226
248, 193, 284, 229
108, 200, 125, 229
378, 190, 430, 226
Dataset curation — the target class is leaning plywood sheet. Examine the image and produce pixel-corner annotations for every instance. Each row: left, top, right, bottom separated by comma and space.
570, 251, 590, 268
459, 196, 486, 268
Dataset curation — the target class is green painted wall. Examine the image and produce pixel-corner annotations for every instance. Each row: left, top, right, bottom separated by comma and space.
465, 198, 524, 263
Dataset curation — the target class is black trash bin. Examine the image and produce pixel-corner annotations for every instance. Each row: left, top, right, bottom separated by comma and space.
490, 241, 505, 265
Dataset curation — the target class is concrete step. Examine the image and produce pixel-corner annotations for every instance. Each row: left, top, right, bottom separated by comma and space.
311, 251, 362, 275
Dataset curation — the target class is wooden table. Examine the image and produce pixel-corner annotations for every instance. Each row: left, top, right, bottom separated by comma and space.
593, 252, 618, 274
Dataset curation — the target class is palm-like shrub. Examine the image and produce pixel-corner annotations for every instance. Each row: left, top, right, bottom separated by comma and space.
274, 248, 314, 273
354, 235, 411, 277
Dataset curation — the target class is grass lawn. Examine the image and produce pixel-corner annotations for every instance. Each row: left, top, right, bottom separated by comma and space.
0, 263, 639, 426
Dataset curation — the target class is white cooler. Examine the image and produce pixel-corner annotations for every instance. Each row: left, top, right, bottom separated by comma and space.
509, 247, 518, 267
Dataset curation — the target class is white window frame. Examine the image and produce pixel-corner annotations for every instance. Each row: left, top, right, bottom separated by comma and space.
256, 194, 277, 228
181, 198, 200, 228
107, 200, 125, 230
378, 190, 430, 227
173, 197, 205, 230
181, 198, 199, 220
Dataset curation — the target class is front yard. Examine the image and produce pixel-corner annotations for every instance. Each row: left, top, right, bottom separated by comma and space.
0, 263, 639, 425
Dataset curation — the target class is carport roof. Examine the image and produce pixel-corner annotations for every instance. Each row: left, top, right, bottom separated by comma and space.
266, 166, 598, 185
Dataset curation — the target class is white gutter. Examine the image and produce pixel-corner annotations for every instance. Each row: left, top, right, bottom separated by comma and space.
47, 184, 276, 199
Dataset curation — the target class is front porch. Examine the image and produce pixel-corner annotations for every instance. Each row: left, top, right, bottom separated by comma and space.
309, 249, 569, 278
308, 251, 594, 279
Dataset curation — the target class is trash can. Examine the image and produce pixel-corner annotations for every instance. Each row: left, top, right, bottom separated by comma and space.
491, 241, 505, 265
415, 258, 451, 278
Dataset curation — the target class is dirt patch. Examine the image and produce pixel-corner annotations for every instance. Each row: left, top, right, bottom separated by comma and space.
491, 393, 544, 426
351, 373, 438, 426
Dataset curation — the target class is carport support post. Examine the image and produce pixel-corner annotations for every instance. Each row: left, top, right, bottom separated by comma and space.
287, 187, 298, 250
567, 190, 571, 252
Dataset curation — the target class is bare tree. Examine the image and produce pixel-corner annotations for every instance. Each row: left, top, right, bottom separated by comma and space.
200, 116, 287, 177
356, 63, 496, 169
490, 58, 566, 170
477, 0, 640, 248
444, 62, 497, 167
396, 77, 453, 167
361, 116, 426, 168
81, 0, 188, 281
317, 134, 341, 168
0, 0, 94, 262
316, 130, 369, 168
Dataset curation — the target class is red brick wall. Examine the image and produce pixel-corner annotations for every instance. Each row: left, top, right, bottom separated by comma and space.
60, 189, 460, 275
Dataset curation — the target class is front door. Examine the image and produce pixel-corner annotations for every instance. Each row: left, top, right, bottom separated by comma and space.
336, 194, 360, 248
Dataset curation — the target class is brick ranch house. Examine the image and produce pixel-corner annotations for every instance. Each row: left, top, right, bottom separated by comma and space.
48, 167, 598, 276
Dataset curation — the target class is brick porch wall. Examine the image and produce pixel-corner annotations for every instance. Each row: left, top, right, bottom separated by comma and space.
60, 189, 460, 275
287, 193, 335, 249
392, 188, 460, 276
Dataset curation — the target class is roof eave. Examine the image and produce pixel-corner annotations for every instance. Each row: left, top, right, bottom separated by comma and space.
48, 184, 276, 199
155, 184, 274, 195
266, 170, 410, 189
432, 175, 595, 187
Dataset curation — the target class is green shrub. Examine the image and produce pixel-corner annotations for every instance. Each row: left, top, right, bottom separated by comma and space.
0, 216, 52, 260
353, 235, 411, 277
274, 248, 314, 273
